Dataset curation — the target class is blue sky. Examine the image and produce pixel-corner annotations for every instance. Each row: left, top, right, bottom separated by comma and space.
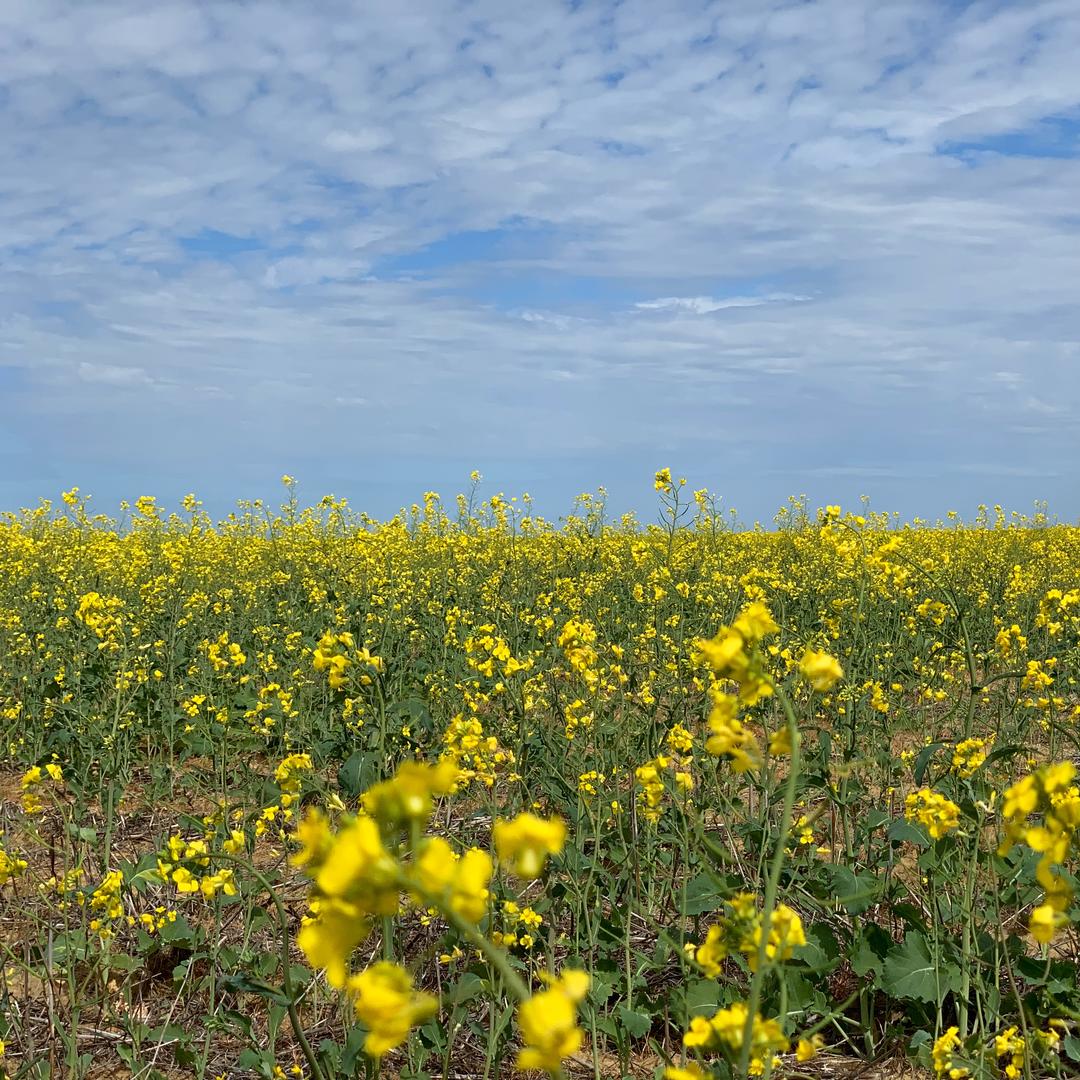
1, 0, 1079, 524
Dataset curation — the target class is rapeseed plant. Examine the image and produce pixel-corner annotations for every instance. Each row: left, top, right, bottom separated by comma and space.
0, 478, 1077, 1077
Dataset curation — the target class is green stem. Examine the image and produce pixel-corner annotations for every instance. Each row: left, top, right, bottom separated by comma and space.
739, 682, 801, 1078
411, 881, 531, 1003
208, 854, 327, 1080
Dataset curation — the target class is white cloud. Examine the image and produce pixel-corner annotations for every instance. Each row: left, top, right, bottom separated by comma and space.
635, 294, 810, 314
76, 361, 153, 387
0, 0, 1078, 514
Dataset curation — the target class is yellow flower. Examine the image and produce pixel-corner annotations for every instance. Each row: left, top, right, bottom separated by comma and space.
732, 602, 779, 643
905, 789, 961, 840
666, 724, 694, 753
695, 923, 728, 977
516, 970, 589, 1073
748, 903, 807, 970
362, 758, 458, 826
1029, 902, 1068, 945
798, 649, 843, 691
682, 1001, 787, 1075
0, 844, 29, 885
199, 869, 237, 899
1003, 774, 1039, 823
994, 1026, 1025, 1080
932, 1026, 968, 1078
697, 603, 777, 705
347, 961, 437, 1057
697, 628, 749, 681
796, 1034, 824, 1061
223, 830, 246, 855
412, 837, 492, 923
274, 753, 313, 793
297, 898, 371, 989
493, 813, 567, 878
705, 693, 761, 773
314, 817, 398, 909
951, 736, 993, 778
1043, 761, 1076, 793
291, 807, 334, 870
768, 725, 792, 756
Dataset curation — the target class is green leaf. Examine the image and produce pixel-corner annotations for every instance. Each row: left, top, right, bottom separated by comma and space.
446, 972, 484, 1006
799, 922, 841, 970
682, 978, 721, 1017
237, 1048, 275, 1079
617, 1006, 652, 1038
828, 865, 880, 914
342, 1025, 368, 1073
588, 971, 618, 1007
338, 750, 379, 798
681, 873, 725, 915
158, 915, 198, 949
914, 742, 945, 785
66, 822, 99, 844
219, 1009, 255, 1040
783, 971, 827, 1013
217, 971, 291, 1006
879, 932, 960, 1003
887, 819, 929, 848
851, 922, 892, 977
106, 952, 142, 973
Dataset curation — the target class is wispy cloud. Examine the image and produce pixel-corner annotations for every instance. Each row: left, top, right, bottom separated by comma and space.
77, 361, 155, 387
635, 294, 810, 314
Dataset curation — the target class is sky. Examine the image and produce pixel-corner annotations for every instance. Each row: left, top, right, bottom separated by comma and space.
1, 0, 1079, 524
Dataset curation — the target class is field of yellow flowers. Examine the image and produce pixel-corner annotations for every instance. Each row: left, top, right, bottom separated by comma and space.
0, 474, 1078, 1080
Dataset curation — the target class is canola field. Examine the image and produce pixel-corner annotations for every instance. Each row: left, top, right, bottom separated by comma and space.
1, 475, 1078, 1080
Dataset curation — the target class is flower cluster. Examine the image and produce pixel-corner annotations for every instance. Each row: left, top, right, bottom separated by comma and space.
683, 1001, 788, 1077
516, 969, 590, 1073
89, 870, 125, 936
442, 712, 516, 787
1001, 761, 1080, 943
798, 648, 844, 691
951, 736, 993, 778
19, 763, 63, 814
905, 788, 962, 840
157, 836, 237, 899
292, 760, 571, 1064
493, 812, 566, 878
312, 631, 383, 690
0, 838, 28, 886
694, 893, 807, 976
348, 962, 438, 1058
932, 1026, 967, 1079
697, 601, 779, 708
557, 618, 600, 690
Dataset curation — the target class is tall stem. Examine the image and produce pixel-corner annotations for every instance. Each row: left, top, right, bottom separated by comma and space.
739, 684, 801, 1078
209, 855, 327, 1080
411, 881, 531, 1003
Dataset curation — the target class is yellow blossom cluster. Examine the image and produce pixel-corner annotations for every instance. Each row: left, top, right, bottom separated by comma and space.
291, 758, 573, 1065
19, 763, 63, 814
1001, 762, 1080, 943
312, 631, 383, 690
695, 893, 807, 976
905, 789, 962, 840
683, 1001, 788, 1077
